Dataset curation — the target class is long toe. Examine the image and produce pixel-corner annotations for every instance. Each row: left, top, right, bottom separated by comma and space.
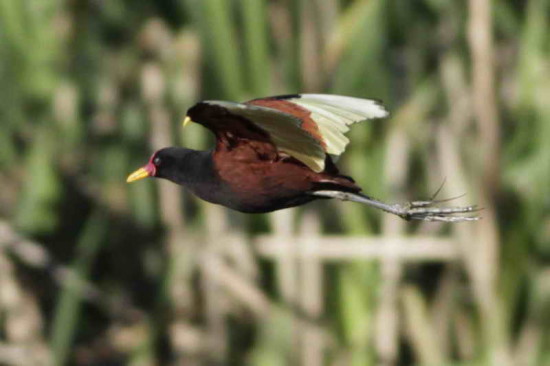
394, 202, 481, 222
412, 214, 480, 222
408, 205, 479, 215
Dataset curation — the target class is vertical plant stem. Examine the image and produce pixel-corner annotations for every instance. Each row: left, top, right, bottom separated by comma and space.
200, 0, 244, 99
298, 210, 323, 366
241, 0, 270, 95
468, 1, 509, 364
288, 0, 303, 90
468, 0, 501, 193
50, 211, 106, 366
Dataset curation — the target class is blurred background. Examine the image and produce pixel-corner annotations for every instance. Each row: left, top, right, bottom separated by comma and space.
0, 0, 549, 365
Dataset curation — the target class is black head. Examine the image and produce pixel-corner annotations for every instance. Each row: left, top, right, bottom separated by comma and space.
126, 147, 197, 184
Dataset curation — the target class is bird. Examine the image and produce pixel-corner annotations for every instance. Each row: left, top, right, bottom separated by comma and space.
127, 94, 478, 222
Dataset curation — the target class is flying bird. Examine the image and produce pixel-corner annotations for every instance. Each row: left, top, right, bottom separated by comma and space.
127, 94, 478, 222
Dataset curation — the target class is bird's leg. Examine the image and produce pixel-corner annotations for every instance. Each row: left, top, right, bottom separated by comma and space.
311, 190, 480, 222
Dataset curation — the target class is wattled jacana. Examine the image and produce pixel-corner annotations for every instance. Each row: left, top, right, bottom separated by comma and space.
127, 94, 478, 222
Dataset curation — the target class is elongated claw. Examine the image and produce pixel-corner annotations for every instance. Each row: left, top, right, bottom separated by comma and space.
412, 215, 480, 222
393, 201, 481, 222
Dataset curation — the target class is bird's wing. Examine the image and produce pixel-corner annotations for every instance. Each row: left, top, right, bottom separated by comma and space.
186, 94, 388, 172
248, 94, 388, 158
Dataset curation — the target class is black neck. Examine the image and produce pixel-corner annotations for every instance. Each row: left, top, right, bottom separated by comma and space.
157, 149, 217, 187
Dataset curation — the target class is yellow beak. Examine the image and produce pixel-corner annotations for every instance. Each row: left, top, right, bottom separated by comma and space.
126, 167, 151, 183
183, 116, 192, 127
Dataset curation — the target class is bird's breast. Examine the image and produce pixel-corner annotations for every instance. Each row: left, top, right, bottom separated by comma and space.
209, 151, 318, 213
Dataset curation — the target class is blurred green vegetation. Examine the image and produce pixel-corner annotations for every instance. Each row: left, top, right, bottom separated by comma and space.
0, 0, 548, 365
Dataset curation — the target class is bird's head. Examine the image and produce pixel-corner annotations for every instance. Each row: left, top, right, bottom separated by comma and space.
126, 147, 183, 183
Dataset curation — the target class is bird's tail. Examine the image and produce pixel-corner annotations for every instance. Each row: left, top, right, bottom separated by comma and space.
311, 177, 362, 194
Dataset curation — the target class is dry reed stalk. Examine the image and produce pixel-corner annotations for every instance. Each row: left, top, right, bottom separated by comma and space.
401, 286, 445, 365
375, 121, 410, 366
255, 236, 459, 261
298, 210, 324, 366
454, 309, 476, 359
269, 209, 300, 360
0, 252, 50, 365
201, 204, 230, 363
467, 0, 503, 324
300, 0, 322, 92
430, 266, 460, 358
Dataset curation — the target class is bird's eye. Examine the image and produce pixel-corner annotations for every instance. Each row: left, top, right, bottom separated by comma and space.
153, 157, 161, 166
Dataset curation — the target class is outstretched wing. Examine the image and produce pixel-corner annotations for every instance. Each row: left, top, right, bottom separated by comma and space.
186, 99, 327, 171
248, 94, 388, 158
186, 94, 388, 172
